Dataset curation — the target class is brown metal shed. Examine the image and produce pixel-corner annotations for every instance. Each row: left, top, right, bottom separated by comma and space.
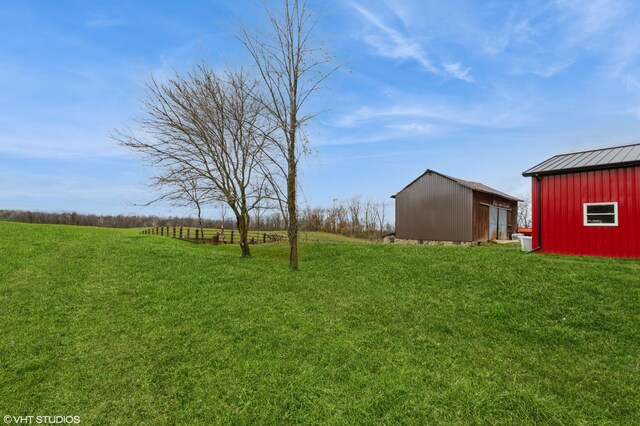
392, 169, 520, 242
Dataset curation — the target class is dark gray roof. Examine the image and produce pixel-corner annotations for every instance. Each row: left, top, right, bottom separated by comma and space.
393, 169, 521, 202
523, 143, 640, 177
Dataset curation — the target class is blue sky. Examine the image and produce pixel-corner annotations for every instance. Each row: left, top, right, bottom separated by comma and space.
2, 0, 640, 219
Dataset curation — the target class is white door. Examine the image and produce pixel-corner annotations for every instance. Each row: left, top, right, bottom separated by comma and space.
489, 206, 509, 240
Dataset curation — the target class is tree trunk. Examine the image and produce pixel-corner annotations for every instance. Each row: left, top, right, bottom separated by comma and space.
197, 204, 204, 238
288, 118, 298, 270
237, 213, 251, 258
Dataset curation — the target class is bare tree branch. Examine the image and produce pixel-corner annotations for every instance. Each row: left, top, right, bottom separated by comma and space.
239, 0, 336, 270
113, 64, 270, 257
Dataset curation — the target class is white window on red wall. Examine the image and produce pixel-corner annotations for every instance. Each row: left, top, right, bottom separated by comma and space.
583, 202, 618, 226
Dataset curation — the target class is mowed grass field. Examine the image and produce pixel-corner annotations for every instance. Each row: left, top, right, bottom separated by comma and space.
1, 222, 639, 424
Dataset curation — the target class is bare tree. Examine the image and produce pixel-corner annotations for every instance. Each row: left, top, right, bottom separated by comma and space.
219, 202, 229, 242
151, 170, 212, 232
518, 195, 532, 228
240, 0, 336, 270
114, 65, 270, 257
252, 189, 274, 240
347, 196, 362, 237
363, 199, 378, 238
335, 202, 348, 234
374, 202, 388, 239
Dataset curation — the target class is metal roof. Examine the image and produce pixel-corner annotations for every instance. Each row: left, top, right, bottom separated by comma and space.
392, 169, 521, 202
523, 143, 640, 177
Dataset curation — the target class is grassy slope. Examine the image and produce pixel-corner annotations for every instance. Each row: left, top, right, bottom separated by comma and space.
0, 222, 638, 424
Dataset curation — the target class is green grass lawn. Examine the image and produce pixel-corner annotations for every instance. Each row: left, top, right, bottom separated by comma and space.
1, 222, 639, 424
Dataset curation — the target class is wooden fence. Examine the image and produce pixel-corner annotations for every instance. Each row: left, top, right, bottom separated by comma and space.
140, 226, 286, 245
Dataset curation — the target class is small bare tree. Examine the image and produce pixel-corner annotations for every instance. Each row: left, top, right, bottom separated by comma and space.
375, 202, 388, 239
335, 202, 348, 235
347, 196, 362, 237
114, 65, 270, 257
518, 196, 532, 228
252, 185, 274, 239
151, 170, 212, 232
219, 202, 228, 242
241, 0, 336, 270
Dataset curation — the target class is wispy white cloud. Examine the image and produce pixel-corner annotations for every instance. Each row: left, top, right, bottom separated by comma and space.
384, 122, 439, 134
477, 0, 639, 84
554, 0, 640, 93
0, 130, 131, 160
351, 2, 474, 82
334, 100, 532, 129
0, 180, 145, 199
482, 5, 541, 56
555, 0, 627, 37
0, 169, 151, 215
600, 27, 640, 89
443, 62, 474, 82
529, 58, 577, 77
351, 3, 438, 74
313, 132, 401, 147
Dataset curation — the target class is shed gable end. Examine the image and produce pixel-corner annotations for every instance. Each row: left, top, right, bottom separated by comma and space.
395, 172, 473, 241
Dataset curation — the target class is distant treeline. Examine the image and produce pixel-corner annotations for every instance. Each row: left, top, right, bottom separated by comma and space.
298, 197, 393, 240
0, 209, 233, 229
1, 198, 394, 239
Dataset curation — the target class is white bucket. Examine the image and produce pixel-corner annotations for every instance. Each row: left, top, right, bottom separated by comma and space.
520, 236, 532, 252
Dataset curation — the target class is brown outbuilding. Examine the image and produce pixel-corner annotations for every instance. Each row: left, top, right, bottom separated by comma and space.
392, 169, 520, 242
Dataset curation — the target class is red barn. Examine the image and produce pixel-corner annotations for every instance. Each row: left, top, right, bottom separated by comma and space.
522, 143, 640, 258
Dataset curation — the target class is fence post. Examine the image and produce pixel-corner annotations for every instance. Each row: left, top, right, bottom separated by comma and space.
180, 227, 183, 239
173, 226, 176, 238
160, 227, 164, 236
263, 233, 266, 244
187, 228, 190, 240
196, 229, 199, 242
231, 230, 234, 244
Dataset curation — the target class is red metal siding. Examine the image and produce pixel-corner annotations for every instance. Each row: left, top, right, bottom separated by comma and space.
531, 166, 640, 257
